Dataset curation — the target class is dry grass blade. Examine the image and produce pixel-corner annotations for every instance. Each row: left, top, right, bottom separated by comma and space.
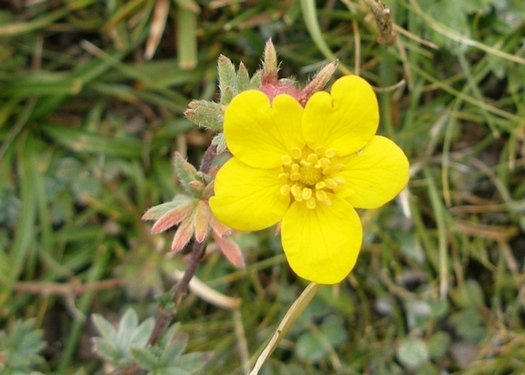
408, 0, 525, 65
250, 283, 319, 375
363, 0, 396, 45
145, 0, 170, 59
172, 269, 242, 309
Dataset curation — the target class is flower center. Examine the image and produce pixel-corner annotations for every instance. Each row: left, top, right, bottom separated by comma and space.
279, 147, 346, 209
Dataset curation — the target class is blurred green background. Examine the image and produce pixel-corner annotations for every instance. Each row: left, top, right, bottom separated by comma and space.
0, 0, 524, 374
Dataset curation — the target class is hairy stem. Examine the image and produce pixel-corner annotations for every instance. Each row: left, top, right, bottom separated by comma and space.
147, 240, 207, 347
199, 142, 218, 174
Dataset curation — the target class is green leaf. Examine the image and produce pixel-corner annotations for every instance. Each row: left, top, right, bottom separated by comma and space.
170, 352, 208, 373
452, 279, 484, 309
295, 331, 326, 362
43, 123, 142, 158
92, 308, 155, 367
2, 71, 82, 96
176, 5, 198, 70
249, 70, 262, 88
451, 308, 485, 342
320, 315, 347, 346
152, 368, 191, 375
130, 347, 158, 369
397, 337, 430, 370
405, 300, 432, 329
184, 100, 224, 131
118, 309, 140, 346
236, 62, 251, 92
92, 314, 117, 339
217, 55, 237, 104
173, 153, 203, 196
159, 325, 188, 361
0, 319, 46, 372
428, 331, 451, 359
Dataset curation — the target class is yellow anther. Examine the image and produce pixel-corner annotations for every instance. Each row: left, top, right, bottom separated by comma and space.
281, 155, 292, 165
322, 167, 334, 175
315, 190, 328, 201
315, 181, 326, 190
319, 158, 331, 169
280, 184, 290, 196
325, 178, 338, 189
306, 198, 316, 209
291, 184, 302, 200
306, 154, 318, 164
279, 145, 347, 206
301, 187, 313, 200
290, 148, 302, 159
321, 196, 332, 206
278, 172, 289, 182
334, 176, 346, 185
325, 148, 337, 158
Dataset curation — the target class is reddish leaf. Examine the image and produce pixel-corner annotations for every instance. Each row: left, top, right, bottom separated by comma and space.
193, 200, 211, 243
212, 232, 244, 268
209, 216, 231, 238
151, 200, 196, 234
171, 218, 194, 252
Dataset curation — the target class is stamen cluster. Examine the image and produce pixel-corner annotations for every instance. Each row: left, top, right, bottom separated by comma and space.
278, 147, 346, 209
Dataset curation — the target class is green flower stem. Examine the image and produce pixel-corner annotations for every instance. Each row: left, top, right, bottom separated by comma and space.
250, 282, 319, 375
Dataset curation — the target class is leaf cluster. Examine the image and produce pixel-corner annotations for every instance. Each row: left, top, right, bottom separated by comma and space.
0, 319, 46, 375
184, 55, 262, 132
92, 309, 208, 374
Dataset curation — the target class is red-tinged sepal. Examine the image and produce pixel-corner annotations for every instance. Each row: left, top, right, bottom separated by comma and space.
150, 197, 197, 234
142, 201, 181, 221
187, 179, 205, 192
193, 200, 211, 243
201, 181, 216, 200
171, 217, 194, 252
211, 232, 245, 269
210, 216, 231, 238
262, 39, 278, 85
299, 61, 338, 105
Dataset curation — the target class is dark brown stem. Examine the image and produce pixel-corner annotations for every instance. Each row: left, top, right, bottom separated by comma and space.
147, 240, 207, 347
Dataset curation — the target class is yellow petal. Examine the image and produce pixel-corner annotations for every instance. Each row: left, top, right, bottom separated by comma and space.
281, 196, 362, 284
303, 75, 379, 156
338, 135, 409, 209
210, 158, 289, 231
224, 90, 305, 169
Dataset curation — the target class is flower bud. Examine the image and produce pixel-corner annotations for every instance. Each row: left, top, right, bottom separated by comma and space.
299, 61, 338, 105
262, 39, 278, 84
173, 152, 204, 196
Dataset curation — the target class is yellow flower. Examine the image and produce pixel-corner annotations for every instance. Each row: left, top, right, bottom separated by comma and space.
210, 75, 409, 284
